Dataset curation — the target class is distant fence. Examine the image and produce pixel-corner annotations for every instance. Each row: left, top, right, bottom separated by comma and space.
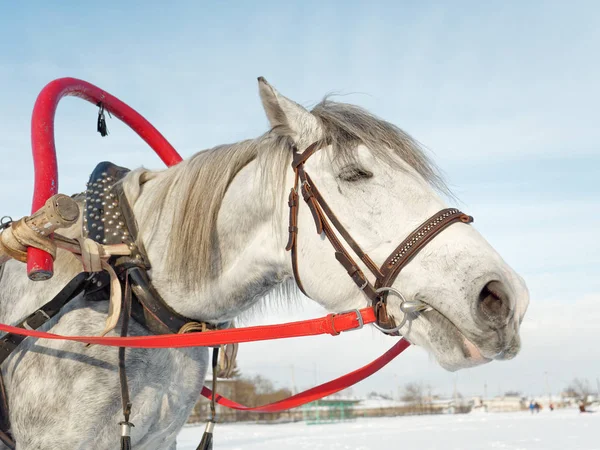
188, 405, 304, 424
188, 400, 472, 424
357, 403, 471, 418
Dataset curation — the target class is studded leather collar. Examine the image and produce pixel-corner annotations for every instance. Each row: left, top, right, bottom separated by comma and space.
82, 162, 217, 335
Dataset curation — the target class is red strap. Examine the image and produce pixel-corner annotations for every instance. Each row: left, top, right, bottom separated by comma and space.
0, 307, 410, 412
201, 339, 410, 412
0, 308, 377, 348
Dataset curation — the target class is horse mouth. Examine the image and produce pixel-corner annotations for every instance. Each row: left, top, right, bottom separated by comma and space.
403, 303, 493, 368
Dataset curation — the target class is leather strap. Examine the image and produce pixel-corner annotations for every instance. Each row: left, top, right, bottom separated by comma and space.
118, 273, 133, 428
0, 272, 90, 365
291, 142, 323, 169
302, 171, 383, 279
128, 267, 218, 335
377, 208, 473, 289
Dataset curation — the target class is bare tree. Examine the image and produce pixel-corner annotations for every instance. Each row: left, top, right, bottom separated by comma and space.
367, 391, 393, 400
401, 382, 436, 415
565, 378, 592, 404
401, 382, 424, 404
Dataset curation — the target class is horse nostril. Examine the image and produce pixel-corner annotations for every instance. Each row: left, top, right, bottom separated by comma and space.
478, 280, 511, 324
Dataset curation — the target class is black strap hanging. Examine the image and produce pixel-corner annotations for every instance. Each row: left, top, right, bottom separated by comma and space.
118, 272, 134, 450
196, 347, 219, 450
97, 102, 111, 137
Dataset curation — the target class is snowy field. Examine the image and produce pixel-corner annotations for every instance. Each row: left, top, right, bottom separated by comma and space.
178, 409, 599, 450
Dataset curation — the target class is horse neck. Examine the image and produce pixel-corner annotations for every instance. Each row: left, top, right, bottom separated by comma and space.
134, 159, 291, 323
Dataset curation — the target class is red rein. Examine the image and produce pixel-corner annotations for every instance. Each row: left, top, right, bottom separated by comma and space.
0, 308, 410, 410
0, 306, 410, 410
17, 77, 410, 411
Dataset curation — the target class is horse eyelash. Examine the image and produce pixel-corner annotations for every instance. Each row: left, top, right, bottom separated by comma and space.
337, 166, 374, 182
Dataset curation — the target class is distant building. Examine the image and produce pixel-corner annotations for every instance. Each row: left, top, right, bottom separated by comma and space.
472, 395, 526, 413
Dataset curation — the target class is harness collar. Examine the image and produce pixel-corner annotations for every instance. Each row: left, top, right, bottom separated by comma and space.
83, 162, 219, 335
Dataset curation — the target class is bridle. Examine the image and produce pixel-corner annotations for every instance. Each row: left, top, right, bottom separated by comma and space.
286, 141, 474, 334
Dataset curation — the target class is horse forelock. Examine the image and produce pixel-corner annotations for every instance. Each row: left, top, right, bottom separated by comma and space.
312, 99, 448, 195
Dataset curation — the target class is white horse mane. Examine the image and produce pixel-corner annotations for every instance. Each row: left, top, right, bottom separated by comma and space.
136, 99, 448, 290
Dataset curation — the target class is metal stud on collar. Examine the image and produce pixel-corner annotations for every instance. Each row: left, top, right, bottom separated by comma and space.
83, 171, 137, 249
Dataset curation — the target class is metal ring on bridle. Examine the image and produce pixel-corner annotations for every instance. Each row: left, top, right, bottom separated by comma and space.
371, 287, 409, 334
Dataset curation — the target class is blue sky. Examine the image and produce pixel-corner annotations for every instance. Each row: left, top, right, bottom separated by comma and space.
1, 1, 599, 398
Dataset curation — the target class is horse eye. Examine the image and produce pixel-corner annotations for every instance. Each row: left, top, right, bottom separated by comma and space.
338, 166, 374, 182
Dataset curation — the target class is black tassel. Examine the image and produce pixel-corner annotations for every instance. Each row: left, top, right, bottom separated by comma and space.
120, 421, 133, 450
97, 102, 110, 137
196, 420, 215, 450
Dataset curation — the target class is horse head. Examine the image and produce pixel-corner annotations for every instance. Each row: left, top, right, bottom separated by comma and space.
133, 78, 529, 373
256, 78, 529, 370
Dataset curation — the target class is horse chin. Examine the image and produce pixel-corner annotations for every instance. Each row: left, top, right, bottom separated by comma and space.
404, 309, 494, 371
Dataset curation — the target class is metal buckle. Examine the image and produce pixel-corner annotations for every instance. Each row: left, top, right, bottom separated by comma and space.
22, 309, 51, 330
335, 309, 364, 333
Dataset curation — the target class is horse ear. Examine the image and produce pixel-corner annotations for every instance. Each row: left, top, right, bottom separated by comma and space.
257, 77, 320, 142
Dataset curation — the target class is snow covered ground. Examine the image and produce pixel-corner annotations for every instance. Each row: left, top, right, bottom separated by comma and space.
178, 408, 599, 450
